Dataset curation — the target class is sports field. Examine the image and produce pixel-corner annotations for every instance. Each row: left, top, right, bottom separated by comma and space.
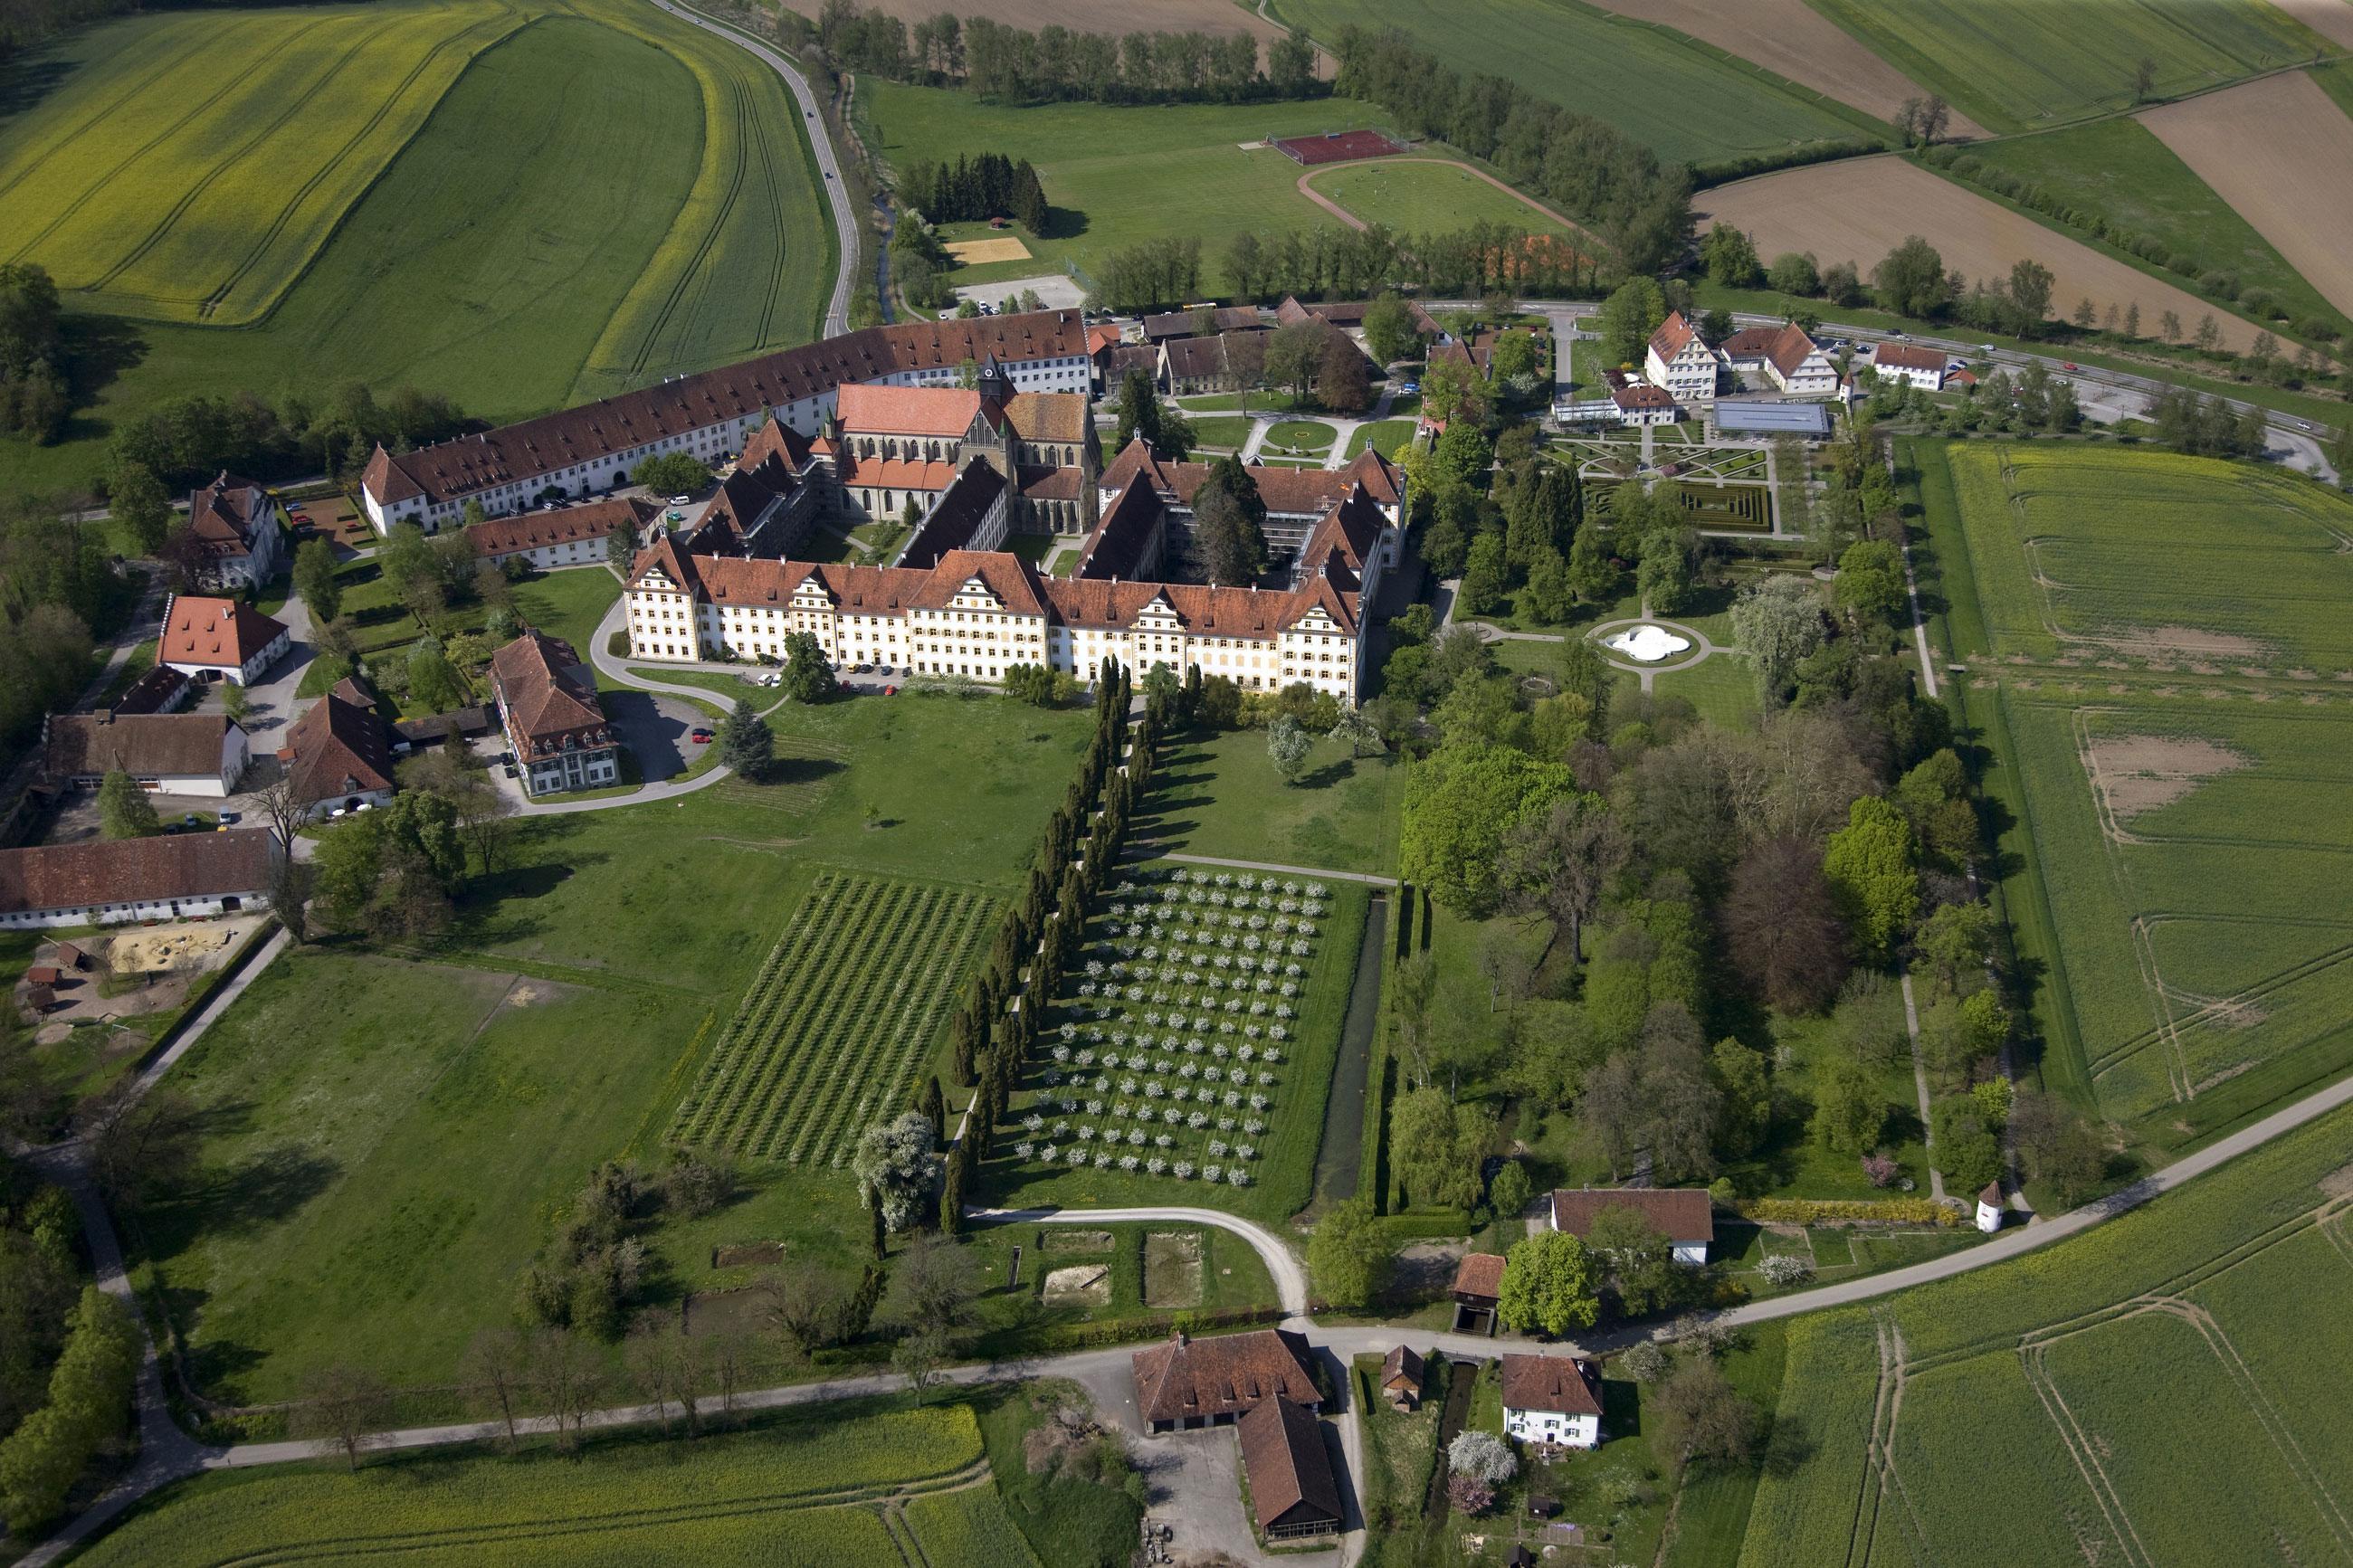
0, 0, 830, 495
74, 1402, 1030, 1567
1958, 113, 2353, 343
1270, 0, 1891, 166
1700, 157, 2276, 352
1734, 1102, 2353, 1567
1800, 0, 2337, 134
1920, 442, 2353, 1146
139, 696, 1095, 1402
1303, 159, 1574, 236
2139, 71, 2353, 321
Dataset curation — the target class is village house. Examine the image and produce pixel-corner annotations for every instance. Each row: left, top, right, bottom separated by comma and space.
1718, 321, 1838, 396
183, 471, 284, 592
1129, 1327, 1320, 1433
1379, 1345, 1424, 1411
489, 630, 619, 797
466, 496, 659, 573
1644, 310, 1721, 405
0, 831, 280, 929
276, 680, 396, 819
1550, 1188, 1715, 1265
41, 711, 250, 797
157, 595, 291, 687
1155, 329, 1269, 395
1237, 1396, 1342, 1543
360, 311, 1095, 534
1870, 340, 1954, 391
1499, 1354, 1604, 1450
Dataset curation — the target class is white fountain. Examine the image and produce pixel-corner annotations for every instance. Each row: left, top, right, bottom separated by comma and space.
1603, 624, 1692, 663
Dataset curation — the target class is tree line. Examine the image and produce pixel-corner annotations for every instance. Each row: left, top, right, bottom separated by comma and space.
896, 150, 1046, 230
0, 264, 70, 443
811, 2, 1317, 105
1089, 220, 1600, 315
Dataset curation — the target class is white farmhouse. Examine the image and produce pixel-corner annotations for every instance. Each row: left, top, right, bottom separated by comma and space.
1500, 1354, 1603, 1449
0, 832, 279, 929
41, 712, 250, 798
1869, 341, 1953, 391
1719, 322, 1838, 396
1551, 1188, 1715, 1266
157, 595, 291, 687
1643, 311, 1720, 405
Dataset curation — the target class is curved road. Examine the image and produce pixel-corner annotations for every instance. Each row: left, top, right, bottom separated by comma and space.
649, 0, 860, 338
972, 1205, 1312, 1317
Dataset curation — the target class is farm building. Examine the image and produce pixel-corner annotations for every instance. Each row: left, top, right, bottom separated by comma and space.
360, 311, 1097, 535
1274, 295, 1444, 345
1156, 329, 1270, 395
1869, 341, 1954, 390
1140, 305, 1262, 344
465, 496, 657, 572
490, 630, 619, 798
108, 665, 193, 717
1452, 1251, 1506, 1334
0, 831, 280, 929
1129, 1327, 1320, 1432
183, 472, 284, 593
41, 711, 250, 797
1710, 400, 1832, 440
1237, 1396, 1342, 1541
1499, 1354, 1604, 1449
157, 595, 291, 687
1550, 1188, 1714, 1264
276, 680, 396, 820
1379, 1344, 1424, 1410
1719, 322, 1837, 396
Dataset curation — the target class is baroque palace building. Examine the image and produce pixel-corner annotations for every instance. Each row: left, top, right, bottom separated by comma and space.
359, 311, 1095, 534
624, 437, 1405, 707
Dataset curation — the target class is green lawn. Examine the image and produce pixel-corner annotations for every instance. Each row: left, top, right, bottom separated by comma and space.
1259, 419, 1338, 459
1952, 122, 2353, 342
0, 0, 831, 498
1305, 159, 1572, 235
1148, 727, 1407, 878
1802, 0, 2337, 134
1267, 0, 1889, 166
1735, 1103, 2353, 1566
1342, 419, 1416, 460
316, 559, 620, 712
136, 693, 1098, 1404
1188, 416, 1254, 451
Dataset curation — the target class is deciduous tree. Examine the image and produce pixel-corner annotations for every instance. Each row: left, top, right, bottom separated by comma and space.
1495, 1230, 1599, 1336
1307, 1196, 1393, 1308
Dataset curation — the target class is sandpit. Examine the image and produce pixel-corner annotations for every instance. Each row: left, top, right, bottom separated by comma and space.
1142, 1231, 1203, 1308
1605, 624, 1693, 663
1043, 1265, 1110, 1306
946, 236, 1034, 265
107, 925, 240, 976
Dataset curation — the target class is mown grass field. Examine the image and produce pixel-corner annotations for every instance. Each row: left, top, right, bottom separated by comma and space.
1268, 0, 1889, 166
666, 870, 996, 1165
1800, 0, 2339, 134
1919, 440, 2353, 1149
1955, 119, 2353, 342
0, 0, 830, 496
1734, 1102, 2353, 1568
140, 694, 1095, 1402
1148, 726, 1407, 878
1305, 159, 1572, 235
72, 1401, 1010, 1566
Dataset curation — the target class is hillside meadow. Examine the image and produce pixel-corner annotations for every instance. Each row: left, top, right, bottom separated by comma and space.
1734, 1102, 2353, 1567
0, 0, 831, 497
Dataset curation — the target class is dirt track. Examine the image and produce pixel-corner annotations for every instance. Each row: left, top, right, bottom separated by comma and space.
2139, 71, 2353, 320
1700, 156, 2275, 352
1584, 0, 1989, 138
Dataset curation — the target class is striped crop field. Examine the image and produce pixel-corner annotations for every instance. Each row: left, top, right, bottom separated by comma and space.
667, 872, 996, 1164
1734, 1104, 2353, 1567
898, 1489, 1045, 1567
71, 1402, 993, 1566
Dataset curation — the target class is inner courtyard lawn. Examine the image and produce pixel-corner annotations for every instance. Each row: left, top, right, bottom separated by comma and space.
140, 693, 1095, 1403
1146, 727, 1407, 879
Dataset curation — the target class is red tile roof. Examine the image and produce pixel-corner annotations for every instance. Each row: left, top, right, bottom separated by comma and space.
1649, 310, 1700, 362
467, 496, 655, 557
1549, 1188, 1714, 1246
900, 461, 1008, 570
1499, 1354, 1602, 1418
1380, 1344, 1424, 1392
43, 713, 237, 783
0, 831, 277, 917
1129, 1329, 1319, 1426
1098, 439, 1398, 518
1872, 341, 1948, 372
489, 630, 606, 757
279, 689, 395, 803
159, 596, 286, 670
837, 454, 958, 492
1237, 1397, 1342, 1533
186, 472, 268, 558
836, 382, 980, 438
1453, 1252, 1506, 1302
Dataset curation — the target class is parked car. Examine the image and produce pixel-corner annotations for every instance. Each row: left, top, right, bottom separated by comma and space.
882, 684, 900, 696
2060, 361, 2079, 372
502, 764, 519, 779
691, 727, 715, 743
668, 494, 691, 506
219, 812, 241, 825
853, 662, 872, 673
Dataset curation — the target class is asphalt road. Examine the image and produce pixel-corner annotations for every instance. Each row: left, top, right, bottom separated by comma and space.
649, 0, 859, 338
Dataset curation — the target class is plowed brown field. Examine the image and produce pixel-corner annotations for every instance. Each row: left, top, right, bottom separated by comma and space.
1700, 156, 2272, 351
2140, 71, 2353, 318
2267, 0, 2353, 49
1586, 0, 1989, 138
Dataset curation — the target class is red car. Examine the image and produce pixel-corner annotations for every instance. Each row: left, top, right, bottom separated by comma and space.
690, 727, 715, 743
2060, 362, 2079, 372
882, 684, 900, 697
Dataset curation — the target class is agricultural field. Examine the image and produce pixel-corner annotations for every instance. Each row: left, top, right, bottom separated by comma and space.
666, 871, 996, 1164
1799, 0, 2337, 134
73, 1401, 1002, 1566
1268, 0, 1891, 166
1584, 0, 1987, 136
1956, 111, 2353, 342
1919, 441, 2353, 1147
2139, 71, 2353, 321
1303, 159, 1576, 236
1733, 1102, 2353, 1568
0, 0, 830, 497
138, 694, 1096, 1402
987, 863, 1370, 1220
1701, 156, 2277, 352
859, 81, 1369, 288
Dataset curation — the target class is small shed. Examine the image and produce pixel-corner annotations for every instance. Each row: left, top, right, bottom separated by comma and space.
1529, 1495, 1560, 1519
1976, 1181, 2005, 1233
23, 984, 55, 1013
1508, 1546, 1538, 1567
53, 943, 88, 970
1380, 1344, 1424, 1411
24, 965, 62, 987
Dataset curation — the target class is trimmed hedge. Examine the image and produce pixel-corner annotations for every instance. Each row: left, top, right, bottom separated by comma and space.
1735, 1196, 1965, 1228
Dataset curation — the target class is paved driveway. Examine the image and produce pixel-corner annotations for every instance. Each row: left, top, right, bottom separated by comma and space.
605, 689, 707, 782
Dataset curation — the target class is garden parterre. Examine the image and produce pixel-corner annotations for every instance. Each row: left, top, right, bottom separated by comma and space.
668, 871, 997, 1164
